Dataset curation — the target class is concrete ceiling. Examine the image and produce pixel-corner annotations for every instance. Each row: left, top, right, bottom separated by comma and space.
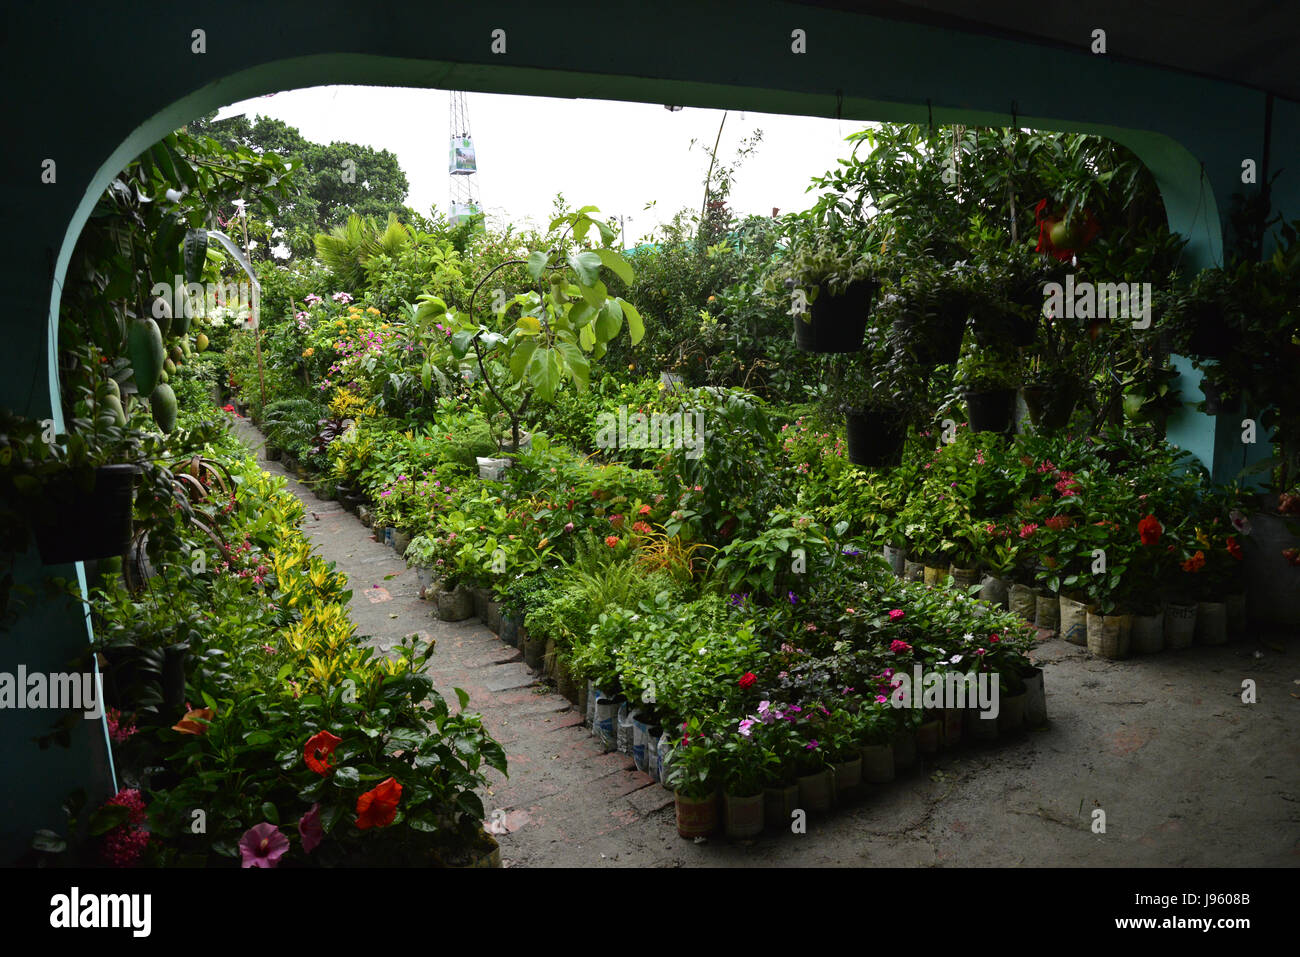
793, 1, 1300, 103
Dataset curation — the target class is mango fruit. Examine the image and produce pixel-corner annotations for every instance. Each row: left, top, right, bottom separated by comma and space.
150, 383, 178, 434
196, 332, 209, 353
127, 318, 165, 395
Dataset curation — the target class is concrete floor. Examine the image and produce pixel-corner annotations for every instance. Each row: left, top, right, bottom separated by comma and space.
233, 418, 1300, 867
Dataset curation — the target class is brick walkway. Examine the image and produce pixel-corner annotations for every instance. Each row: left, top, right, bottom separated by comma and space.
231, 418, 1300, 868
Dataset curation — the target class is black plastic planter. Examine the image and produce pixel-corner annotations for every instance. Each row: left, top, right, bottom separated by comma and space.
845, 411, 906, 467
31, 464, 140, 565
964, 389, 1017, 434
793, 279, 876, 353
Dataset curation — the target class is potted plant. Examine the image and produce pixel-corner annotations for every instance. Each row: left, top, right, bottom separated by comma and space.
665, 718, 719, 838
821, 325, 924, 468
718, 723, 772, 840
953, 342, 1023, 434
857, 701, 896, 783
775, 236, 877, 353
1, 377, 144, 567
876, 258, 974, 368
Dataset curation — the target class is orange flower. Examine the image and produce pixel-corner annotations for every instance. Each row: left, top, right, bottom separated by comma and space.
304, 730, 343, 775
604, 535, 619, 548
172, 707, 214, 735
1180, 550, 1206, 573
1226, 536, 1243, 560
355, 776, 402, 829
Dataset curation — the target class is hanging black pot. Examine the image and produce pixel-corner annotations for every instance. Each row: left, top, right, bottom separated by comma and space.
845, 410, 906, 467
793, 279, 876, 353
31, 464, 140, 566
964, 389, 1017, 434
162, 643, 190, 711
1184, 304, 1234, 359
909, 311, 967, 367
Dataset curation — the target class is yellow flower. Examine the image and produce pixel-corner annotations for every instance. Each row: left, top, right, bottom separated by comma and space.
367, 307, 381, 315
302, 347, 315, 358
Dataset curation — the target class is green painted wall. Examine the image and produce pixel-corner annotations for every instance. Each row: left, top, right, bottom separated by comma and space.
2, 0, 1295, 859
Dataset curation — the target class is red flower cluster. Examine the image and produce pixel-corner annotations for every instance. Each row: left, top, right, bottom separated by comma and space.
1181, 551, 1206, 573
1045, 515, 1073, 531
738, 672, 757, 689
304, 730, 343, 775
355, 777, 402, 830
1138, 514, 1163, 546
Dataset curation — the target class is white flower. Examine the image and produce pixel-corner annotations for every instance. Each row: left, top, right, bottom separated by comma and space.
962, 632, 975, 642
949, 654, 963, 665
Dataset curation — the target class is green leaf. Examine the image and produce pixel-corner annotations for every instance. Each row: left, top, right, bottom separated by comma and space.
568, 300, 596, 328
88, 804, 131, 836
579, 280, 607, 308
183, 229, 208, 284
616, 298, 645, 345
578, 323, 596, 350
568, 250, 602, 286
333, 766, 360, 788
595, 298, 623, 341
528, 347, 562, 401
449, 330, 476, 359
454, 687, 470, 710
32, 830, 66, 854
261, 802, 280, 825
594, 248, 633, 284
555, 340, 589, 390
525, 250, 549, 280
509, 337, 538, 380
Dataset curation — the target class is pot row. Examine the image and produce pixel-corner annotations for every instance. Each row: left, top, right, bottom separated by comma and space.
881, 547, 1248, 658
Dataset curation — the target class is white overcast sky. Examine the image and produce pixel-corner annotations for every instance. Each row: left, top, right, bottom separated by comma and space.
213, 85, 872, 242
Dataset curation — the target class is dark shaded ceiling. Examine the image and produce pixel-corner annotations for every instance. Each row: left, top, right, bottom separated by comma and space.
792, 1, 1300, 103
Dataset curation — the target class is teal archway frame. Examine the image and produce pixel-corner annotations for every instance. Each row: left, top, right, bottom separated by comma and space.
4, 0, 1296, 860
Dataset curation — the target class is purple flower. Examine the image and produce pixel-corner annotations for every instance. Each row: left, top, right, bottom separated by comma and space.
738, 719, 755, 737
239, 822, 289, 868
804, 740, 819, 750
788, 591, 799, 605
841, 547, 861, 557
299, 804, 323, 854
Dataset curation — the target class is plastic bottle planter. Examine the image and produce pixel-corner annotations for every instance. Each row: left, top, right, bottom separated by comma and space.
795, 768, 833, 813
723, 792, 765, 840
576, 677, 588, 718
940, 707, 963, 748
1195, 601, 1228, 645
964, 705, 999, 742
949, 566, 980, 591
1058, 595, 1091, 646
594, 694, 619, 751
1034, 593, 1060, 633
631, 712, 654, 772
356, 505, 373, 528
644, 725, 663, 781
882, 545, 906, 577
392, 530, 412, 557
585, 681, 598, 728
616, 700, 635, 756
1086, 611, 1132, 659
903, 560, 926, 583
483, 599, 502, 635
674, 791, 718, 839
543, 637, 558, 680
915, 719, 942, 754
657, 732, 675, 790
792, 279, 875, 354
498, 615, 519, 647
522, 627, 545, 670
832, 756, 862, 796
1163, 602, 1197, 650
476, 456, 511, 481
1008, 584, 1039, 624
890, 731, 917, 770
1224, 593, 1247, 638
32, 464, 141, 566
556, 657, 579, 705
435, 585, 475, 621
979, 575, 1009, 608
997, 692, 1027, 733
1022, 667, 1047, 729
860, 743, 895, 783
1130, 612, 1164, 654
923, 564, 947, 587
764, 782, 800, 828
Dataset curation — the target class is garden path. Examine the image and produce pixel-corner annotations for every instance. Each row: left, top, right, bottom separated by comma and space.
231, 418, 1300, 868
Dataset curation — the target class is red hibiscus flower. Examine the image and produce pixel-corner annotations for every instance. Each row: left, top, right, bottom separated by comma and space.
1282, 548, 1300, 567
738, 672, 757, 689
1180, 550, 1206, 573
1138, 514, 1163, 545
1226, 536, 1243, 560
355, 777, 402, 830
304, 730, 343, 775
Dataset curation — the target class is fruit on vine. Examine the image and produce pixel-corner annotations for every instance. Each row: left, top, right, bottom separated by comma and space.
150, 383, 178, 433
170, 346, 183, 364
164, 358, 177, 377
1049, 219, 1083, 249
127, 318, 166, 395
196, 332, 209, 352
151, 296, 173, 337
102, 394, 126, 428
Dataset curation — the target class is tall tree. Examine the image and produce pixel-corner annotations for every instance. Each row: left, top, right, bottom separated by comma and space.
187, 111, 413, 259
